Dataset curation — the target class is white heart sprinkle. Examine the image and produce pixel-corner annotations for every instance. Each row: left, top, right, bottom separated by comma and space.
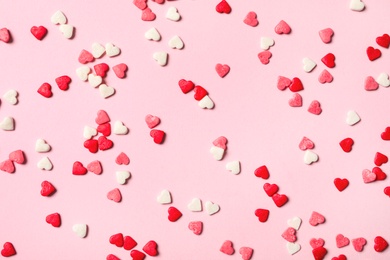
0, 116, 14, 131
88, 74, 103, 88
303, 150, 318, 165
59, 24, 74, 39
76, 66, 91, 81
260, 37, 274, 50
113, 121, 129, 135
302, 58, 317, 72
91, 42, 105, 58
145, 27, 161, 41
346, 110, 361, 126
99, 84, 115, 98
37, 157, 53, 171
116, 171, 131, 185
287, 217, 302, 230
105, 43, 120, 57
83, 126, 97, 139
226, 160, 241, 175
35, 139, 51, 153
153, 52, 168, 66
168, 35, 184, 49
3, 89, 18, 105
166, 7, 181, 21
51, 10, 67, 25
349, 0, 365, 11
187, 198, 202, 212
205, 201, 220, 215
72, 224, 87, 238
157, 189, 172, 204
286, 242, 301, 255
210, 146, 225, 161
376, 73, 390, 87
198, 95, 214, 109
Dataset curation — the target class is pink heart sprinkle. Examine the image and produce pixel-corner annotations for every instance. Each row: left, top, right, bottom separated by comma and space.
274, 20, 291, 34
352, 237, 366, 252
281, 227, 297, 242
141, 8, 156, 21
243, 11, 258, 27
308, 100, 322, 115
113, 63, 128, 78
239, 247, 253, 260
145, 114, 161, 129
107, 188, 122, 202
309, 211, 325, 226
364, 76, 379, 91
319, 28, 334, 43
318, 69, 333, 84
220, 240, 234, 255
362, 169, 376, 183
188, 221, 203, 235
277, 76, 291, 90
299, 136, 315, 150
213, 136, 227, 149
95, 110, 110, 125
215, 63, 230, 78
310, 238, 325, 249
288, 93, 302, 107
336, 234, 350, 248
87, 160, 102, 175
258, 51, 272, 64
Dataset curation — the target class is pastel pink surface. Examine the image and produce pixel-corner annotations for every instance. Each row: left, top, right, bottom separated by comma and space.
0, 1, 390, 260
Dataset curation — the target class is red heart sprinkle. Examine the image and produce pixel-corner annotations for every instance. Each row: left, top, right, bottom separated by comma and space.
282, 227, 297, 242
272, 193, 288, 207
336, 234, 350, 248
288, 93, 302, 107
312, 246, 327, 260
46, 213, 61, 227
87, 160, 102, 174
96, 110, 110, 125
277, 76, 291, 90
30, 26, 47, 40
115, 152, 130, 165
168, 206, 182, 222
384, 186, 390, 197
243, 11, 258, 27
141, 8, 156, 21
309, 211, 325, 226
84, 139, 99, 153
72, 161, 87, 175
0, 28, 11, 43
274, 20, 291, 34
366, 46, 381, 61
339, 138, 354, 152
213, 136, 228, 149
150, 129, 165, 144
78, 49, 94, 64
263, 183, 279, 197
376, 34, 390, 48
145, 114, 161, 129
0, 159, 15, 173
289, 77, 304, 92
334, 178, 349, 192
98, 136, 114, 151
374, 236, 388, 252
55, 75, 71, 91
107, 188, 122, 202
318, 69, 333, 84
308, 100, 322, 115
37, 83, 53, 98
258, 51, 272, 64
299, 136, 315, 150
352, 237, 366, 252
143, 240, 158, 256
254, 208, 269, 222
372, 167, 387, 180
216, 0, 231, 14
254, 165, 269, 179
133, 0, 147, 10
41, 180, 56, 196
374, 152, 388, 166
97, 123, 111, 136
220, 240, 234, 255
321, 53, 335, 68
178, 79, 195, 94
215, 64, 230, 78
364, 76, 379, 91
188, 221, 203, 235
310, 238, 325, 249
124, 235, 138, 250
130, 249, 146, 260
113, 63, 127, 78
8, 150, 25, 164
94, 63, 109, 77
381, 127, 390, 140
319, 28, 334, 43
331, 254, 347, 260
1, 242, 16, 257
107, 254, 120, 260
109, 233, 124, 247
194, 85, 208, 101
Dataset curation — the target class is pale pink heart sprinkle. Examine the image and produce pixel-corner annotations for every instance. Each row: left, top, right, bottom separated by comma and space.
188, 221, 203, 235
87, 160, 102, 175
336, 234, 350, 248
364, 76, 379, 91
318, 69, 333, 83
243, 11, 258, 27
319, 28, 334, 43
288, 93, 302, 107
107, 188, 122, 202
281, 227, 297, 242
309, 211, 325, 226
145, 114, 160, 129
310, 238, 325, 249
362, 169, 376, 183
239, 247, 253, 260
277, 76, 291, 90
299, 136, 314, 150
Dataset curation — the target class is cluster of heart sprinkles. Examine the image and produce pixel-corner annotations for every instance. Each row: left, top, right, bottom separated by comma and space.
1, 0, 390, 259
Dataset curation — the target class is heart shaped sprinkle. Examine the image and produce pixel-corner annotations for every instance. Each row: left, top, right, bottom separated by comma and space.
260, 36, 275, 50
258, 51, 272, 64
166, 7, 181, 21
289, 77, 303, 92
226, 160, 241, 174
1, 242, 16, 257
254, 165, 269, 179
213, 136, 227, 149
309, 211, 325, 226
287, 217, 302, 230
263, 183, 279, 197
133, 0, 147, 10
308, 100, 322, 115
215, 64, 230, 78
37, 83, 52, 98
145, 27, 161, 41
153, 51, 168, 66
321, 53, 335, 68
210, 146, 225, 160
150, 129, 165, 144
59, 24, 74, 39
37, 157, 53, 171
318, 69, 333, 83
366, 46, 381, 61
143, 240, 158, 256
99, 84, 115, 98
96, 110, 110, 124
362, 169, 376, 183
239, 247, 253, 260
205, 201, 220, 215
372, 167, 387, 180
113, 63, 128, 78
198, 95, 214, 109
254, 209, 269, 222
346, 110, 360, 125
91, 42, 105, 58
51, 10, 67, 24
41, 180, 56, 196
376, 33, 390, 48
105, 43, 120, 57
83, 126, 97, 139
384, 186, 390, 197
220, 240, 234, 255
0, 159, 15, 173
275, 20, 291, 34
365, 76, 379, 91
113, 121, 129, 135
169, 36, 184, 49
352, 237, 366, 252
286, 242, 301, 255
107, 188, 122, 202
168, 206, 182, 222
98, 136, 114, 150
310, 238, 325, 249
288, 93, 302, 107
243, 12, 258, 27
312, 246, 327, 260
334, 178, 349, 191
216, 0, 231, 14
157, 189, 172, 204
336, 234, 350, 248
46, 213, 61, 227
302, 57, 317, 72
141, 8, 156, 21
299, 136, 315, 150
130, 250, 146, 260
93, 63, 109, 77
84, 139, 98, 153
374, 236, 388, 252
116, 171, 131, 184
72, 161, 87, 175
376, 72, 390, 87
3, 89, 18, 104
272, 193, 288, 207
124, 236, 137, 250
55, 75, 71, 90
187, 198, 202, 212
145, 114, 160, 129
35, 138, 51, 152
30, 26, 47, 40
9, 150, 25, 164
72, 224, 88, 238
78, 49, 94, 64
339, 137, 354, 152
178, 79, 195, 94
188, 221, 203, 235
277, 76, 291, 90
319, 28, 334, 43
349, 0, 365, 11
374, 152, 388, 166
304, 150, 319, 165
115, 152, 130, 165
76, 66, 91, 81
109, 233, 124, 247
331, 255, 347, 260
282, 227, 297, 242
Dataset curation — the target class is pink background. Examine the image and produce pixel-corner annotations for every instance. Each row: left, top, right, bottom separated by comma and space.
1, 0, 390, 259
